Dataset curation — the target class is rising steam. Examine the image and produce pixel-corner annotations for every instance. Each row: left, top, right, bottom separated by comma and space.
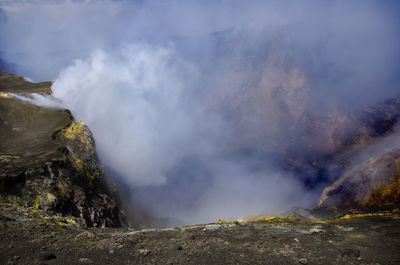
1, 0, 400, 225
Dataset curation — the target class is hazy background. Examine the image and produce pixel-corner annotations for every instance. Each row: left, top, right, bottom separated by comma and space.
1, 0, 400, 225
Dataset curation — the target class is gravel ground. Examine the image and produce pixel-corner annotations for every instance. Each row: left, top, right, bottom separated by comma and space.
1, 206, 399, 265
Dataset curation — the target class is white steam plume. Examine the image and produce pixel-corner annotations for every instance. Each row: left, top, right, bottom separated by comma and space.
53, 44, 200, 186
52, 43, 314, 223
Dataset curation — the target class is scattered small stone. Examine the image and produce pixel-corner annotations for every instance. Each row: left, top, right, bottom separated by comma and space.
77, 231, 95, 239
79, 257, 94, 264
13, 256, 20, 261
309, 226, 324, 234
39, 252, 56, 260
109, 249, 114, 254
139, 249, 151, 256
341, 248, 360, 258
337, 225, 354, 232
204, 224, 220, 230
298, 258, 308, 264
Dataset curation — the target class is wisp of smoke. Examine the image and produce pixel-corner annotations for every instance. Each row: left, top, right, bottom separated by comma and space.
12, 93, 62, 109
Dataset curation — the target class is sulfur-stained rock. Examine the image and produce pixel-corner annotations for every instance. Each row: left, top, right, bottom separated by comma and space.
318, 149, 400, 210
0, 73, 125, 227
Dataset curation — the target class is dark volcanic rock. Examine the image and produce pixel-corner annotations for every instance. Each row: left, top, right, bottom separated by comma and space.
0, 73, 124, 227
318, 148, 400, 210
341, 248, 361, 258
39, 252, 57, 260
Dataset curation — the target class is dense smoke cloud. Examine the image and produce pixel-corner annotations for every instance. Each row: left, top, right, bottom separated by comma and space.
50, 44, 313, 223
1, 0, 400, 224
53, 45, 201, 186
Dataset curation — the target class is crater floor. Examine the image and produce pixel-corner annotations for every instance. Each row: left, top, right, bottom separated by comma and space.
1, 204, 399, 265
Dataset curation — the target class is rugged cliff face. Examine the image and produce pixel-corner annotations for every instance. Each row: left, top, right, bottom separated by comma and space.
0, 73, 125, 227
205, 29, 400, 198
318, 148, 400, 210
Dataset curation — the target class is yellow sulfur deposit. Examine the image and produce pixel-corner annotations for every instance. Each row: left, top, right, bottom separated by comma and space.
61, 121, 94, 153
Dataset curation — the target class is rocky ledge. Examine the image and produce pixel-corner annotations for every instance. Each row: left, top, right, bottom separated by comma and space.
0, 72, 125, 227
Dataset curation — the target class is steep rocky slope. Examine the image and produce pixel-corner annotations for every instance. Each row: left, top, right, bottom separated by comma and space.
203, 28, 400, 215
0, 72, 125, 227
319, 148, 400, 210
203, 28, 400, 189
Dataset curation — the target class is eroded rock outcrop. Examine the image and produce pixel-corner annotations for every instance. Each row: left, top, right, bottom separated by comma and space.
0, 72, 125, 227
318, 148, 400, 210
